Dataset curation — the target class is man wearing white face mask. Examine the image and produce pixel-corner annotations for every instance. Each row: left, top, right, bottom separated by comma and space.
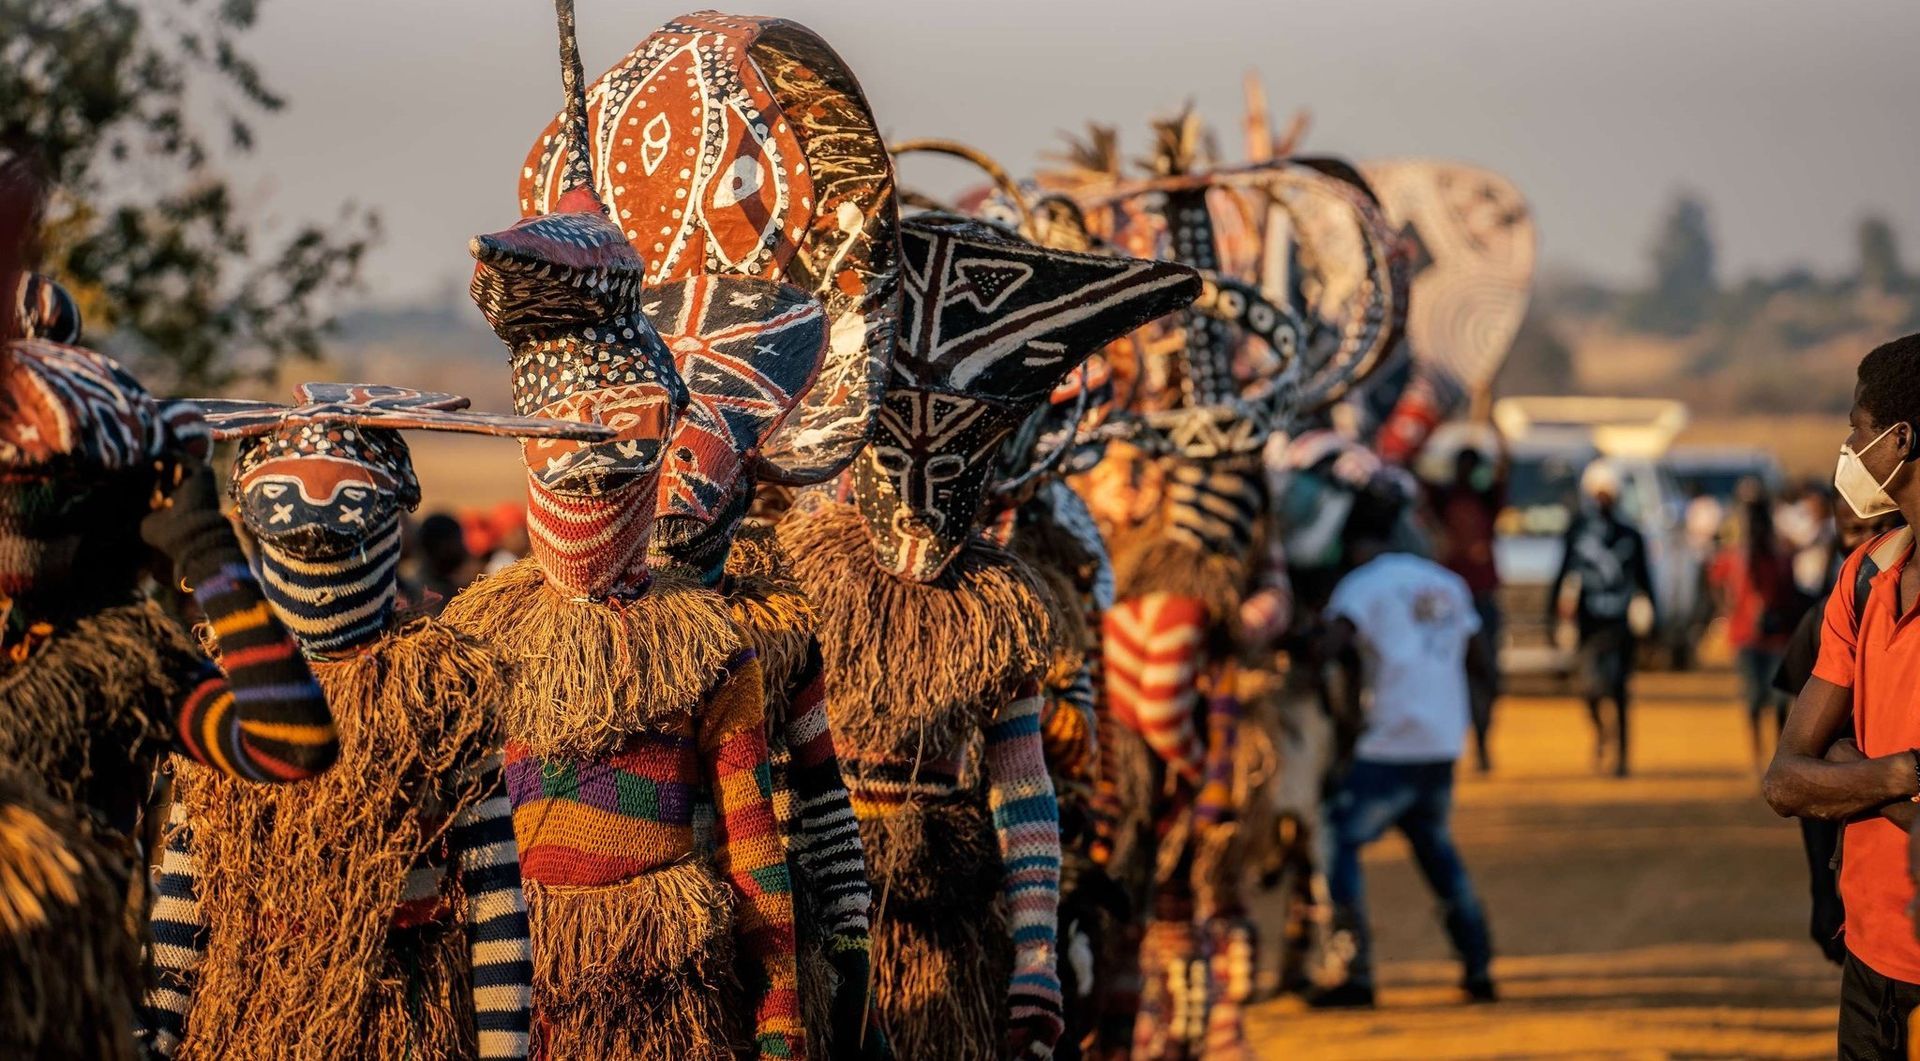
1763, 334, 1920, 1058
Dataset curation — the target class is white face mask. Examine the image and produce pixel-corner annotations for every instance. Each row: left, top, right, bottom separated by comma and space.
1835, 423, 1906, 519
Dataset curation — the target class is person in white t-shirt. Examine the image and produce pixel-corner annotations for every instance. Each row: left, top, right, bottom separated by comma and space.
1311, 493, 1496, 1009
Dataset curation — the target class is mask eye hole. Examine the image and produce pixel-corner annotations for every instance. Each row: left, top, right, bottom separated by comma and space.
874, 448, 911, 475
926, 454, 965, 480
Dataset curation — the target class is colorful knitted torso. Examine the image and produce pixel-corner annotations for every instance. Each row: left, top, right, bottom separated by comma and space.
151, 618, 517, 1061
440, 558, 803, 1061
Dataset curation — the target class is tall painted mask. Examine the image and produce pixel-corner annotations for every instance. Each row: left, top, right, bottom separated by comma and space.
199, 384, 611, 652
852, 213, 1199, 582
521, 10, 899, 486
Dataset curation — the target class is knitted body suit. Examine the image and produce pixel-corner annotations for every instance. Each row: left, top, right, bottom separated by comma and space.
712, 527, 876, 1055
636, 269, 876, 1056
525, 13, 898, 1049
1059, 126, 1405, 1058
0, 337, 337, 1060
453, 36, 805, 1046
138, 390, 580, 1059
782, 503, 1057, 1061
786, 214, 1198, 1060
1003, 479, 1133, 1060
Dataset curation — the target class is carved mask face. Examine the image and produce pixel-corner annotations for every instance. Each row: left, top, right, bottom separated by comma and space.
849, 387, 1026, 582
845, 214, 1200, 582
520, 12, 899, 485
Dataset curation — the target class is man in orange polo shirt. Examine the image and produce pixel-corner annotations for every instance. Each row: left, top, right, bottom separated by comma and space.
1765, 333, 1920, 1058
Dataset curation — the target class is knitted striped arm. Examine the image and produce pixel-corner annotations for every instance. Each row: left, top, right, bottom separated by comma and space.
138, 801, 207, 1058
782, 648, 871, 950
142, 469, 337, 782
174, 553, 338, 782
1102, 594, 1207, 783
1040, 663, 1099, 782
450, 754, 534, 1061
986, 682, 1065, 1058
702, 651, 806, 1061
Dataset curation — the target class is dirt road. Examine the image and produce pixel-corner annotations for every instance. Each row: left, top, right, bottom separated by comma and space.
1249, 670, 1839, 1059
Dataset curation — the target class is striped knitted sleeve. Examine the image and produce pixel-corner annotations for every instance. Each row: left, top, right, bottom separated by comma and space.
171, 547, 338, 783
450, 753, 534, 1061
1102, 594, 1207, 784
781, 646, 871, 951
138, 801, 206, 1058
986, 681, 1065, 1057
701, 650, 805, 1061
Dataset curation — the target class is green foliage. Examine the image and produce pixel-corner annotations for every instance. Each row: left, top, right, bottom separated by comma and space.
0, 0, 376, 390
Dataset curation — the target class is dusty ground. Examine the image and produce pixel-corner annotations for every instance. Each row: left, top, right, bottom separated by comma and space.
1249, 669, 1839, 1059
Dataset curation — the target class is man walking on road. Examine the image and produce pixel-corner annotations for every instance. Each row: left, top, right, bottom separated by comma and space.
1550, 461, 1657, 777
1313, 495, 1497, 1009
1764, 334, 1920, 1059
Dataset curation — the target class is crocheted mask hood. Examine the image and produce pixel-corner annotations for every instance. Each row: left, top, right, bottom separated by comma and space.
849, 213, 1199, 583
199, 383, 611, 649
520, 9, 899, 487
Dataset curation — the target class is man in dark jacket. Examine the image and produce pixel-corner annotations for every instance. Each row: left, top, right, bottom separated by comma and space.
1549, 461, 1656, 777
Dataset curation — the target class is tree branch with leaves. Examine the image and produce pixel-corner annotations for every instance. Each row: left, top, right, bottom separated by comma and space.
1, 0, 377, 390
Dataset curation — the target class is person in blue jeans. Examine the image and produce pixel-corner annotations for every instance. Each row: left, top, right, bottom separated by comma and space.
1313, 494, 1497, 1008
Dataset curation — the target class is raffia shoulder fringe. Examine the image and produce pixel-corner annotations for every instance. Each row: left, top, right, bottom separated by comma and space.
0, 600, 186, 810
0, 765, 138, 1061
1112, 537, 1247, 632
723, 572, 814, 722
524, 860, 742, 1061
727, 521, 792, 582
778, 502, 1053, 758
1009, 535, 1094, 691
172, 617, 500, 1061
440, 558, 737, 761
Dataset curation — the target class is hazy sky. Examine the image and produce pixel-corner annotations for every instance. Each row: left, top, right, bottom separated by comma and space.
216, 0, 1920, 305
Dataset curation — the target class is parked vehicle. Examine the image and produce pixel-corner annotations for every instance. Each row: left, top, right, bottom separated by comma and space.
1664, 445, 1787, 503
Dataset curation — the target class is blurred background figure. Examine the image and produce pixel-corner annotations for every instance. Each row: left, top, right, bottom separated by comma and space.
1551, 460, 1657, 777
1316, 493, 1498, 1010
1709, 489, 1805, 768
411, 512, 472, 614
1426, 432, 1509, 773
482, 501, 528, 575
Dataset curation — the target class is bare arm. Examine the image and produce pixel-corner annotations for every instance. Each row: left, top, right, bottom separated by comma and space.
1763, 676, 1916, 820
1823, 737, 1918, 831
